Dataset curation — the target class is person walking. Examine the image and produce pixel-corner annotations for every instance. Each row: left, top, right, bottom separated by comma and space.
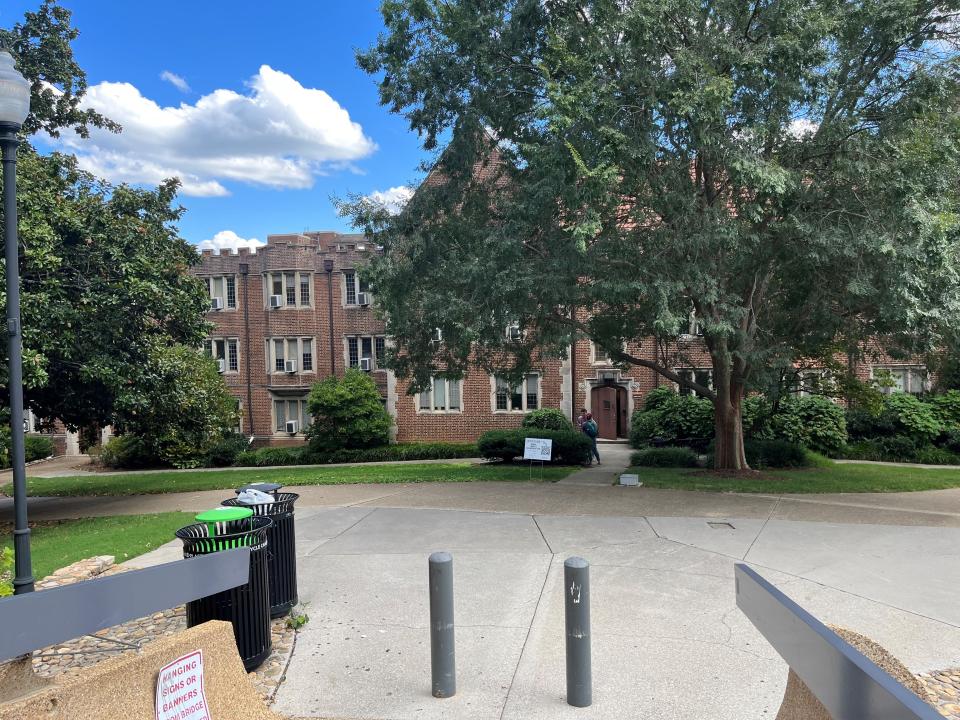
582, 412, 600, 465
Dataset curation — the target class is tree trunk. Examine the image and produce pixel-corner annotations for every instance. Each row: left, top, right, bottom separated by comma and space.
711, 354, 749, 471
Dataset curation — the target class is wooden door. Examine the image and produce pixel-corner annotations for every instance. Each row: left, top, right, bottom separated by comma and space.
592, 386, 618, 440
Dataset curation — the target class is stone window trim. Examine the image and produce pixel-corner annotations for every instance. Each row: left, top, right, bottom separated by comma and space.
590, 340, 627, 366
872, 365, 929, 395
491, 373, 541, 413
264, 271, 313, 309
342, 269, 371, 307
203, 275, 237, 310
266, 337, 316, 375
417, 377, 463, 414
674, 367, 713, 398
345, 334, 387, 370
203, 337, 240, 373
271, 394, 311, 435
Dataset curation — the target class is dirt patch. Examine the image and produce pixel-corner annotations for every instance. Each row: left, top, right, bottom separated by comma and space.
687, 469, 780, 480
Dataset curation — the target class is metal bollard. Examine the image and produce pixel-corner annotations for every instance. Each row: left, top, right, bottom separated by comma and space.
564, 556, 592, 707
429, 551, 456, 698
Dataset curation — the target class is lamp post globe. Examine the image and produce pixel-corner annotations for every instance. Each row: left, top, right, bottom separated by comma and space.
0, 43, 34, 595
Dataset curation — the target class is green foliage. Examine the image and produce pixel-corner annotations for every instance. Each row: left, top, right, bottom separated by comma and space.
841, 436, 960, 465
629, 392, 713, 448
235, 442, 478, 468
203, 433, 250, 468
0, 547, 13, 597
769, 397, 848, 454
305, 370, 392, 452
99, 434, 158, 470
521, 408, 574, 431
913, 446, 960, 465
286, 603, 310, 630
631, 447, 698, 468
114, 346, 239, 468
24, 435, 54, 462
642, 387, 676, 412
347, 0, 960, 470
931, 391, 960, 426
745, 440, 811, 469
476, 428, 591, 465
882, 394, 943, 443
0, 425, 9, 470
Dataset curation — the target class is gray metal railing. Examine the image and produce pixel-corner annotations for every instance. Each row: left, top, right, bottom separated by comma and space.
734, 563, 941, 720
0, 549, 250, 663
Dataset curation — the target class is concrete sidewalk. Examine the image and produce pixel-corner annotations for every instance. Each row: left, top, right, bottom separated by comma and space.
129, 504, 960, 719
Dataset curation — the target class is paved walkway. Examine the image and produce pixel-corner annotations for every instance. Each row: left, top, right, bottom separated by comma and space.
125, 498, 960, 720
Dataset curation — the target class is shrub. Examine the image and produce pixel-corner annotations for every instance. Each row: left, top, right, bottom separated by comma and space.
882, 394, 942, 443
742, 395, 774, 440
938, 428, 960, 454
878, 434, 919, 460
770, 396, 847, 454
235, 442, 478, 467
23, 435, 54, 463
204, 433, 250, 467
477, 428, 591, 465
0, 548, 12, 598
631, 447, 698, 467
845, 406, 896, 440
100, 434, 159, 469
913, 446, 960, 465
745, 439, 810, 468
306, 370, 392, 452
522, 409, 574, 431
629, 391, 713, 448
931, 390, 960, 427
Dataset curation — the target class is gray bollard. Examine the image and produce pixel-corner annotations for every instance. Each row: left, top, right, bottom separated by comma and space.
429, 551, 456, 698
564, 556, 592, 707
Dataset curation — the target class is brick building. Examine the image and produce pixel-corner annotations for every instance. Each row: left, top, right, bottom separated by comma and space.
196, 233, 929, 446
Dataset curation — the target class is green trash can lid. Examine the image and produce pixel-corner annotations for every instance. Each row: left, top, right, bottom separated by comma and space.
235, 482, 282, 494
195, 506, 253, 524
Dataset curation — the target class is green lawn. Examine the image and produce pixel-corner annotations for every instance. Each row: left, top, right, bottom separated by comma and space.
7, 462, 575, 497
632, 462, 960, 493
2, 513, 195, 581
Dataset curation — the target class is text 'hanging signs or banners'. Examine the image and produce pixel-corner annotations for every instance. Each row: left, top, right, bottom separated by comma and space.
156, 650, 210, 720
523, 437, 553, 462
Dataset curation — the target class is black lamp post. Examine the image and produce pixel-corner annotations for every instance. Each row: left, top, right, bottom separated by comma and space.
0, 44, 34, 594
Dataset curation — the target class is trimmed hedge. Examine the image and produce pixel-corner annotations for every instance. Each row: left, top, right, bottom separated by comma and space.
203, 433, 250, 467
840, 438, 960, 465
746, 439, 809, 468
477, 428, 591, 465
100, 435, 159, 469
631, 447, 698, 467
235, 442, 478, 468
24, 435, 55, 463
522, 409, 574, 431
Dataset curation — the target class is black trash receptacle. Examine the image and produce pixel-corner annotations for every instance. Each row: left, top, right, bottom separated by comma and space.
235, 482, 283, 496
176, 514, 273, 671
223, 492, 299, 618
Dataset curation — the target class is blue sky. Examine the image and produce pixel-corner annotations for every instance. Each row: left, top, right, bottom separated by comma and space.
2, 1, 431, 249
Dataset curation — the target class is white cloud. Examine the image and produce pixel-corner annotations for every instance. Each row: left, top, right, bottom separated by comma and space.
363, 185, 413, 214
160, 70, 190, 93
197, 230, 265, 255
52, 65, 377, 197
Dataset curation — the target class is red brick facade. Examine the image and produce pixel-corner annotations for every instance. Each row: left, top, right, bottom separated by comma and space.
196, 233, 930, 446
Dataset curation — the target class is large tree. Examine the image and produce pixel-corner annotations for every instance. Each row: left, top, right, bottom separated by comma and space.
347, 0, 960, 469
1, 2, 214, 432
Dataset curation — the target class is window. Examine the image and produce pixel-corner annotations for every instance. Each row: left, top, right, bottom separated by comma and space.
346, 335, 387, 369
203, 337, 239, 372
302, 338, 313, 372
264, 272, 311, 307
204, 275, 236, 309
273, 396, 311, 432
267, 337, 315, 373
795, 369, 833, 397
344, 270, 370, 306
676, 368, 713, 398
494, 374, 540, 412
874, 366, 928, 395
418, 378, 462, 412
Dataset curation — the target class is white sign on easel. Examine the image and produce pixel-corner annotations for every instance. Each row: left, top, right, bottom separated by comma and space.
523, 438, 552, 461
156, 650, 210, 720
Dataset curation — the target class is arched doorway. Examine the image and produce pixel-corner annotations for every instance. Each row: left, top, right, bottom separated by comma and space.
591, 384, 628, 439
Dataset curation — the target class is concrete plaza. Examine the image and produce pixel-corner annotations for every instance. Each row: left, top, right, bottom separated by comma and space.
122, 486, 960, 719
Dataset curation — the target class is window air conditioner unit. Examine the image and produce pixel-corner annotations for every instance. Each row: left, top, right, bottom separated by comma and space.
216, 359, 226, 374
284, 360, 298, 374
506, 324, 521, 341
269, 294, 284, 308
357, 292, 370, 307
359, 357, 372, 372
285, 420, 299, 434
210, 297, 223, 311
431, 328, 443, 343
